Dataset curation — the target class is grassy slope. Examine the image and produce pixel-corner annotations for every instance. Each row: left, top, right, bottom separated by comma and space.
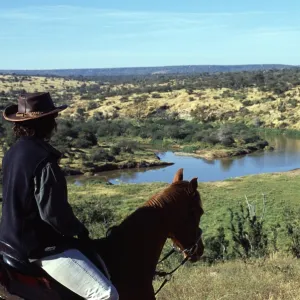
74, 87, 300, 129
68, 169, 300, 247
0, 75, 97, 93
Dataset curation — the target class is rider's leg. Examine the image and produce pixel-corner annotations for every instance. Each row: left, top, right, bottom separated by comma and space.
35, 249, 119, 300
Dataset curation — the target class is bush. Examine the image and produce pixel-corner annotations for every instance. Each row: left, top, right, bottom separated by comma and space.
73, 132, 98, 148
192, 132, 205, 142
73, 199, 115, 237
221, 137, 235, 147
287, 98, 298, 108
285, 208, 300, 258
241, 134, 260, 144
229, 197, 269, 259
120, 96, 129, 102
182, 145, 198, 153
115, 139, 139, 154
110, 146, 121, 156
204, 227, 229, 263
87, 101, 99, 110
241, 99, 253, 106
152, 92, 162, 98
217, 125, 235, 146
90, 148, 114, 162
202, 134, 219, 145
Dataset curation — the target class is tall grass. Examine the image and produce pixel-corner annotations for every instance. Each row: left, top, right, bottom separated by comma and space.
155, 256, 300, 300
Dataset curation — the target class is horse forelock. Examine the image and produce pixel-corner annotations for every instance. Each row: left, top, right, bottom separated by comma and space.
144, 181, 201, 209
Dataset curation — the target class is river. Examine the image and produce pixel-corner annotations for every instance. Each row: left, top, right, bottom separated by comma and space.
76, 136, 300, 184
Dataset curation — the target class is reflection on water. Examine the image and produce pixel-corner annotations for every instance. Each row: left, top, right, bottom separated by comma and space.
72, 136, 300, 184
219, 158, 234, 171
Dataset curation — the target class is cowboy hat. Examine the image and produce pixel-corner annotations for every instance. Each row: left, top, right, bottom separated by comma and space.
3, 92, 67, 122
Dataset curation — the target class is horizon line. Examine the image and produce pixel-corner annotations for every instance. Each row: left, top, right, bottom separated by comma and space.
0, 63, 298, 72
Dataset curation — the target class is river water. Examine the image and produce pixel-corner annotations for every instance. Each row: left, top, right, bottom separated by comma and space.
79, 136, 300, 184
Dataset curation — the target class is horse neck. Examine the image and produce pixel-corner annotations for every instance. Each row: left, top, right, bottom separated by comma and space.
102, 206, 170, 280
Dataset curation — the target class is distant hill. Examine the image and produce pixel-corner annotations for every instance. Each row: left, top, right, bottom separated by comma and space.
0, 64, 296, 77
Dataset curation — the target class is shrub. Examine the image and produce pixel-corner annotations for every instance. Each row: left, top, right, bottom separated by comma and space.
285, 208, 300, 258
90, 148, 114, 162
221, 137, 235, 147
217, 125, 234, 146
115, 139, 139, 154
204, 227, 230, 263
73, 199, 115, 237
182, 145, 198, 153
120, 96, 129, 102
241, 99, 253, 106
241, 134, 260, 144
229, 197, 269, 259
87, 101, 99, 110
287, 98, 298, 107
152, 92, 162, 98
73, 132, 97, 148
202, 134, 219, 145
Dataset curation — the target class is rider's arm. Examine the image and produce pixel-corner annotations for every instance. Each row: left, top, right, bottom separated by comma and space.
34, 159, 89, 238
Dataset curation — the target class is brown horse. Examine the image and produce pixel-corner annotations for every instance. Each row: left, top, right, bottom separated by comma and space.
0, 168, 204, 300
95, 168, 204, 300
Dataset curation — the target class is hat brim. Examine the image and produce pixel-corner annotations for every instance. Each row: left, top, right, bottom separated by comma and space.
3, 104, 68, 122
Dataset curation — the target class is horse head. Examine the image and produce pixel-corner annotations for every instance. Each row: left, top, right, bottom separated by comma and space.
145, 168, 204, 262
167, 168, 204, 262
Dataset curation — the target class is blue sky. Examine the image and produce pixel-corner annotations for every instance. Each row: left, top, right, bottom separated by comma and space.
1, 0, 300, 69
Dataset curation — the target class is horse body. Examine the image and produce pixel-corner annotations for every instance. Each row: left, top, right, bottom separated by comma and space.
96, 169, 204, 299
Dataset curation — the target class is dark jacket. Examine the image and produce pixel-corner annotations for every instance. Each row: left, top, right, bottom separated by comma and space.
0, 136, 88, 259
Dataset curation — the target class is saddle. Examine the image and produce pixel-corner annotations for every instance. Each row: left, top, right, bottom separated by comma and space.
0, 240, 107, 300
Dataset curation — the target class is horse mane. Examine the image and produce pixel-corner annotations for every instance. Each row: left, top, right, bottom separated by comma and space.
144, 181, 203, 211
105, 181, 203, 239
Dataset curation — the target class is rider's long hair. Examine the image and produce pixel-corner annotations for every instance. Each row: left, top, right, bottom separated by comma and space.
13, 114, 57, 141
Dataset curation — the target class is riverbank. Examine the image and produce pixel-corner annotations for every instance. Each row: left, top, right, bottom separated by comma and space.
174, 141, 269, 160
59, 145, 174, 176
58, 136, 269, 175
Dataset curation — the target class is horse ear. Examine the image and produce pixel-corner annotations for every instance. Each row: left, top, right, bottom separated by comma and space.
173, 168, 183, 183
189, 177, 198, 192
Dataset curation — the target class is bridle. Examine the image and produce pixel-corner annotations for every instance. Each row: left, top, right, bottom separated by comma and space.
154, 227, 203, 296
181, 229, 203, 258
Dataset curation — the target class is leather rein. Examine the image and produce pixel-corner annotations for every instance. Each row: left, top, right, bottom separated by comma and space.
154, 228, 203, 296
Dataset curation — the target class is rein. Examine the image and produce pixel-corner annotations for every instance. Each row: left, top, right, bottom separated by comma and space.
154, 228, 203, 296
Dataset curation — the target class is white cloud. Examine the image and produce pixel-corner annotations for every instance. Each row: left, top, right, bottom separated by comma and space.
239, 26, 300, 37
0, 5, 292, 44
0, 5, 285, 24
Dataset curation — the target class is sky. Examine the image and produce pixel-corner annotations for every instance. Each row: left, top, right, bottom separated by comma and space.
0, 0, 300, 69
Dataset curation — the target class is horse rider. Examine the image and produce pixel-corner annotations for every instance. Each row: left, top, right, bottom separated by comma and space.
0, 92, 119, 300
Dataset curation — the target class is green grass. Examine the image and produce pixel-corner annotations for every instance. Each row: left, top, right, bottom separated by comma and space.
67, 169, 300, 249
